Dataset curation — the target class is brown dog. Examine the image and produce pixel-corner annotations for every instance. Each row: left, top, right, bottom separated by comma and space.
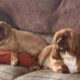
38, 28, 80, 73
0, 21, 47, 66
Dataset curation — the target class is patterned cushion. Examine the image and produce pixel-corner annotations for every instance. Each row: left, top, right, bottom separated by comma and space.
15, 69, 80, 80
0, 64, 29, 80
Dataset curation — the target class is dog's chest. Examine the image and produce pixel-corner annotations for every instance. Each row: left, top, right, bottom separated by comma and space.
60, 51, 78, 73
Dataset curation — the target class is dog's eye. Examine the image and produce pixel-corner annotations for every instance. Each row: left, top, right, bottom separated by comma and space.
0, 27, 4, 32
62, 35, 68, 40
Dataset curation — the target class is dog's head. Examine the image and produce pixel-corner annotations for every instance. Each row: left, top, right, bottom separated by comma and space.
51, 28, 80, 73
0, 21, 11, 41
52, 28, 78, 52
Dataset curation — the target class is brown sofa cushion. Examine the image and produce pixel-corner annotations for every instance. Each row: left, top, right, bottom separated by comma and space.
0, 0, 61, 33
51, 0, 80, 32
0, 0, 80, 33
15, 69, 80, 80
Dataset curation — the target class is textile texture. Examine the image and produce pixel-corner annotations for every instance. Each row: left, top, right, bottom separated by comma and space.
0, 0, 80, 33
15, 69, 80, 80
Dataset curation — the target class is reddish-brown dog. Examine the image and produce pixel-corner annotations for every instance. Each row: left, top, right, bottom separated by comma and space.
38, 28, 80, 73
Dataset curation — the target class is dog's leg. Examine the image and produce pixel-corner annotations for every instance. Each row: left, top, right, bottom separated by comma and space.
50, 46, 69, 73
38, 45, 52, 65
11, 52, 18, 66
50, 45, 62, 72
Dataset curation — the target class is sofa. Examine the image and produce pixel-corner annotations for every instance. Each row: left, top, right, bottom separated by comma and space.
0, 0, 80, 80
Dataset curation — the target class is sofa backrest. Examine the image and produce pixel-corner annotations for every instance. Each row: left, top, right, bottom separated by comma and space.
0, 0, 80, 33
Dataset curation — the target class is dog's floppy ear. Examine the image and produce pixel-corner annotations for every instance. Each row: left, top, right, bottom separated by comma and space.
69, 30, 78, 53
0, 21, 11, 39
51, 45, 61, 59
38, 45, 52, 65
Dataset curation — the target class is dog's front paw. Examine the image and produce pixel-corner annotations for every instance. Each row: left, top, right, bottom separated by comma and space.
11, 52, 18, 66
51, 65, 63, 73
11, 59, 18, 66
51, 64, 69, 73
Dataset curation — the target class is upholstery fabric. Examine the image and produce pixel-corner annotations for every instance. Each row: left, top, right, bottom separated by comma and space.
51, 0, 80, 32
0, 0, 61, 33
36, 33, 53, 44
15, 69, 80, 80
0, 64, 29, 80
0, 0, 80, 33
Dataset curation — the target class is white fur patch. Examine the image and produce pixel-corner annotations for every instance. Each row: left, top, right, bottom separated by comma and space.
61, 51, 78, 73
